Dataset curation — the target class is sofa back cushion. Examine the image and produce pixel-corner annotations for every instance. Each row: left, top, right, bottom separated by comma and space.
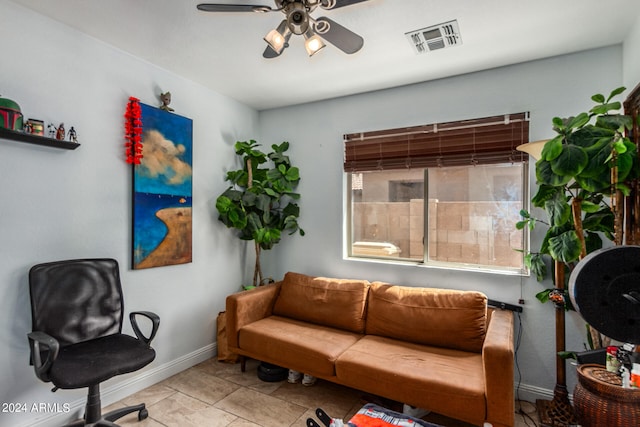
273, 272, 370, 333
365, 282, 487, 353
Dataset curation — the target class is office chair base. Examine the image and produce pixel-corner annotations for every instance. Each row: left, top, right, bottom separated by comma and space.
63, 403, 148, 426
104, 403, 148, 423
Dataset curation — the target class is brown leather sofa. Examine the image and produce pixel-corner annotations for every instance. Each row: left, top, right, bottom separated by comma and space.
226, 272, 515, 427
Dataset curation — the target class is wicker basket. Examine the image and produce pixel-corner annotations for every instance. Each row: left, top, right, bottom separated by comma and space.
573, 364, 640, 427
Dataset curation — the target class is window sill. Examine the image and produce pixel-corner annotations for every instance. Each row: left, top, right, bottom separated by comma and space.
344, 255, 529, 277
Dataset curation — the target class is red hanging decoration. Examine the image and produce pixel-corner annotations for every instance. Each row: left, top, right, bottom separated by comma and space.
124, 97, 143, 164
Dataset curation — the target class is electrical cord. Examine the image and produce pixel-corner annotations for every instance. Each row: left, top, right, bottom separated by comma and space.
514, 311, 539, 426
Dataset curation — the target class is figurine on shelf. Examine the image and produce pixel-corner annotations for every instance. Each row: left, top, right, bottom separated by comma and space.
27, 119, 44, 136
159, 91, 174, 112
47, 123, 57, 138
56, 123, 65, 140
0, 95, 24, 131
67, 126, 77, 143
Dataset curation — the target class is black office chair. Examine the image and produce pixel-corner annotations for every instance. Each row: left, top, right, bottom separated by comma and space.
27, 258, 160, 426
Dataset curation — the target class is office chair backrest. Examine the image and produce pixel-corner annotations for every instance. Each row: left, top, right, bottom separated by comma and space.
29, 258, 124, 347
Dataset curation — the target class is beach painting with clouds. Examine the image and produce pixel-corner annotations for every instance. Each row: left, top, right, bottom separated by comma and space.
132, 104, 193, 269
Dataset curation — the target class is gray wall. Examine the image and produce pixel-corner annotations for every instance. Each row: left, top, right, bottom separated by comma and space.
624, 14, 640, 91
258, 45, 627, 401
1, 2, 257, 426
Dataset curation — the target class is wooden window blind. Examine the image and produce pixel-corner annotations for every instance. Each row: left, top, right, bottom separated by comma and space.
343, 112, 529, 172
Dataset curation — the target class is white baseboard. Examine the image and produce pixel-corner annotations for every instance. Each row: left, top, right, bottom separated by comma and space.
515, 382, 570, 403
18, 343, 216, 427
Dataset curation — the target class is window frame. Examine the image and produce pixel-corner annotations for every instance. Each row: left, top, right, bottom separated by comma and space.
343, 113, 531, 276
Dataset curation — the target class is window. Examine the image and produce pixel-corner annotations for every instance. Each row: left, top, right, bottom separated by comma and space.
345, 113, 529, 274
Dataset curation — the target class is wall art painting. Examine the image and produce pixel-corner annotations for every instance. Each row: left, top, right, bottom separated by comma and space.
132, 103, 193, 269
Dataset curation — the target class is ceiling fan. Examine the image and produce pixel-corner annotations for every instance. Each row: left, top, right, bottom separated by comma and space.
197, 0, 370, 58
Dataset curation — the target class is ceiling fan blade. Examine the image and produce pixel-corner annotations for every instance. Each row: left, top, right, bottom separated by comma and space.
263, 45, 281, 58
315, 17, 363, 54
329, 0, 371, 9
197, 4, 273, 13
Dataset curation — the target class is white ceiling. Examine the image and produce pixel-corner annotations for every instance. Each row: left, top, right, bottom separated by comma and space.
11, 0, 640, 110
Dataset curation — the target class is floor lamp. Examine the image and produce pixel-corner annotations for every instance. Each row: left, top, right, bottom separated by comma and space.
517, 140, 578, 426
535, 260, 578, 427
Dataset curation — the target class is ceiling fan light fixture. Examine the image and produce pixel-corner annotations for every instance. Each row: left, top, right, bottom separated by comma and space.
286, 2, 310, 35
320, 0, 337, 10
264, 20, 290, 54
312, 17, 330, 34
198, 0, 367, 58
304, 28, 325, 56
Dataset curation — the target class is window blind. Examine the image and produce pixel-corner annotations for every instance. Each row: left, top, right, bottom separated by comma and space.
343, 112, 529, 172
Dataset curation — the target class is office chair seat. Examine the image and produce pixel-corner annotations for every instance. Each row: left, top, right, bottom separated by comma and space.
49, 334, 156, 389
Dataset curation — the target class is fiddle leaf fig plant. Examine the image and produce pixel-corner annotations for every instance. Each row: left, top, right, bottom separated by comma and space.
216, 140, 304, 288
517, 87, 640, 302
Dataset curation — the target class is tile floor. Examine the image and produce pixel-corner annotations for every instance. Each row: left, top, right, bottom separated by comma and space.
105, 358, 540, 427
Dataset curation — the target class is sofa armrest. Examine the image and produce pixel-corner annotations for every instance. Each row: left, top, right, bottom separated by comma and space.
482, 308, 515, 427
226, 282, 281, 348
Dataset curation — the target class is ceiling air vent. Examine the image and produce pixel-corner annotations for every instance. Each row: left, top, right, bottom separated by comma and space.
406, 20, 462, 54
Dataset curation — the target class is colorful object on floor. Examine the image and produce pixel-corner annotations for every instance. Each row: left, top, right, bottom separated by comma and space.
307, 405, 442, 427
0, 95, 23, 131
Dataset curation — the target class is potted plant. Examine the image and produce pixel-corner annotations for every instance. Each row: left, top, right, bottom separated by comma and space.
216, 139, 304, 289
517, 87, 640, 424
518, 87, 638, 309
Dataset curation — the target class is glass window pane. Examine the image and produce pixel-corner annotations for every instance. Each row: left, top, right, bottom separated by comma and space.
350, 170, 424, 260
427, 163, 524, 269
349, 163, 525, 272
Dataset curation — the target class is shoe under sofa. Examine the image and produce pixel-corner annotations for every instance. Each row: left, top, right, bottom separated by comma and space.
225, 272, 515, 427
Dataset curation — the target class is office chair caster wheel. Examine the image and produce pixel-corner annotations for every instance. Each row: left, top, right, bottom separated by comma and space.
138, 408, 148, 421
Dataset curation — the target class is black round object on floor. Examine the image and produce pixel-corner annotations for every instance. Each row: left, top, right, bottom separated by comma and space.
257, 362, 288, 382
569, 245, 640, 344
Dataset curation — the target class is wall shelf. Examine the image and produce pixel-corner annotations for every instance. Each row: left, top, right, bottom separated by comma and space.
0, 127, 80, 150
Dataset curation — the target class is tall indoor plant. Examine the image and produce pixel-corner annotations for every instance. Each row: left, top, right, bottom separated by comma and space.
216, 140, 304, 288
517, 87, 640, 425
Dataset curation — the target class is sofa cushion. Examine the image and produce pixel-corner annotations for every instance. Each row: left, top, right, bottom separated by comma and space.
273, 272, 370, 333
365, 282, 487, 353
238, 316, 363, 377
335, 335, 486, 426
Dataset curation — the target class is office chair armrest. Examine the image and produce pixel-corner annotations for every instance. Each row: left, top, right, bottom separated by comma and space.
27, 331, 60, 382
130, 311, 160, 345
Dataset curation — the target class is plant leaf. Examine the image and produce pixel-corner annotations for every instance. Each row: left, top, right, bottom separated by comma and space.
558, 351, 577, 360
590, 102, 621, 116
548, 230, 582, 263
536, 159, 572, 187
544, 192, 571, 227
536, 288, 553, 303
216, 195, 232, 213
569, 125, 615, 148
541, 135, 564, 161
596, 114, 633, 131
580, 200, 600, 213
607, 86, 626, 101
566, 112, 590, 130
529, 253, 547, 282
531, 185, 560, 208
286, 166, 300, 181
550, 144, 588, 177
